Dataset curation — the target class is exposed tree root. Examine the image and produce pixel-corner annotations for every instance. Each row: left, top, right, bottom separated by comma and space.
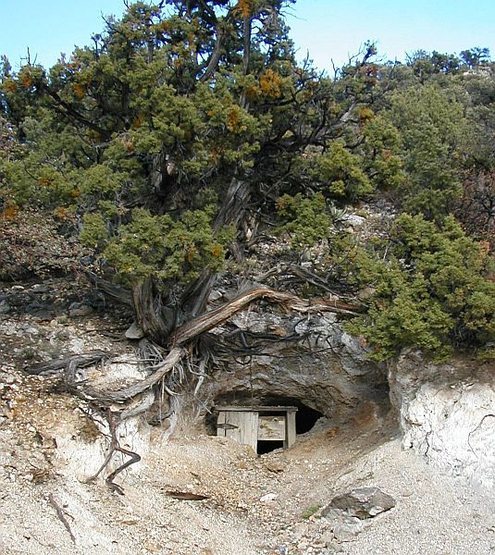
26, 285, 361, 491
28, 351, 110, 376
48, 494, 76, 544
85, 410, 141, 495
171, 286, 362, 346
85, 271, 133, 306
79, 347, 186, 403
27, 287, 361, 404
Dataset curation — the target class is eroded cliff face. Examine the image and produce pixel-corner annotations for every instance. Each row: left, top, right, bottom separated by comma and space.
389, 350, 495, 488
5, 276, 494, 495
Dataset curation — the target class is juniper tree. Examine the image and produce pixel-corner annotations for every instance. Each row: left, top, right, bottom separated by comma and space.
1, 2, 493, 368
0, 1, 381, 346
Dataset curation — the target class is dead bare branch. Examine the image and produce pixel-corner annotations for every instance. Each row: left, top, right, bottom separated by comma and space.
27, 351, 110, 376
48, 494, 76, 544
172, 286, 362, 346
74, 347, 186, 403
85, 410, 141, 495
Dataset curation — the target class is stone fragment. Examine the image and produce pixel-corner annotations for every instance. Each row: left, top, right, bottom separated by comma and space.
125, 321, 145, 340
0, 372, 16, 384
332, 517, 366, 541
326, 487, 396, 520
264, 459, 287, 473
260, 493, 278, 502
68, 303, 93, 317
208, 289, 224, 302
343, 214, 366, 228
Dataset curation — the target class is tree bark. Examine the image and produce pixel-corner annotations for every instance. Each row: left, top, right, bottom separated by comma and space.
132, 278, 175, 343
178, 177, 252, 324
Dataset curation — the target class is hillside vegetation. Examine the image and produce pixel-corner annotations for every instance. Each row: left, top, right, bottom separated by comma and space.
0, 0, 494, 364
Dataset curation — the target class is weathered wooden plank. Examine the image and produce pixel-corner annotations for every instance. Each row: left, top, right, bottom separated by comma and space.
217, 411, 258, 450
216, 406, 298, 413
238, 412, 258, 450
258, 416, 286, 441
216, 411, 227, 437
286, 411, 297, 448
224, 411, 242, 444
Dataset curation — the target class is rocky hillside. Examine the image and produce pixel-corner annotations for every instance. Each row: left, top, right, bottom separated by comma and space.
1, 268, 494, 554
1, 3, 495, 551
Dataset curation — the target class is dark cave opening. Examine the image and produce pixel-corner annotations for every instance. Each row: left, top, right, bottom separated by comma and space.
257, 440, 284, 455
293, 402, 324, 434
256, 395, 325, 436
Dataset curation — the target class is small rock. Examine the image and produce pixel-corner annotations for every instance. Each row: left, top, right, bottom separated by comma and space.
32, 310, 55, 322
0, 300, 11, 314
68, 303, 93, 317
332, 517, 365, 542
343, 214, 366, 228
208, 289, 224, 302
80, 255, 94, 266
264, 459, 287, 473
0, 372, 16, 384
260, 493, 278, 503
125, 321, 145, 340
31, 284, 50, 293
325, 540, 344, 553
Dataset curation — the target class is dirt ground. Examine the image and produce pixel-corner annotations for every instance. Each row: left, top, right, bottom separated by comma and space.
1, 279, 495, 555
2, 416, 495, 555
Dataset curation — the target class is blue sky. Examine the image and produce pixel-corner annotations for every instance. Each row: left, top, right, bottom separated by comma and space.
1, 0, 494, 71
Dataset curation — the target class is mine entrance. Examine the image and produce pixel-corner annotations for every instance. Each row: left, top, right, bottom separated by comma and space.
258, 396, 324, 436
216, 406, 297, 452
211, 395, 324, 454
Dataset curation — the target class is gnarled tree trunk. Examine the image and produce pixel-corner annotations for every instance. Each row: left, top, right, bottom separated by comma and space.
132, 177, 252, 346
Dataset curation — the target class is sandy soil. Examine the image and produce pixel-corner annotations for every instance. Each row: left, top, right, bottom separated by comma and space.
1, 411, 495, 555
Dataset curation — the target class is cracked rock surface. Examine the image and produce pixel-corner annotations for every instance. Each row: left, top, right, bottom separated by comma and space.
389, 350, 495, 488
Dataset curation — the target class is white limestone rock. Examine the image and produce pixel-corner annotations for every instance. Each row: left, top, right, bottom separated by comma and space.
390, 350, 495, 488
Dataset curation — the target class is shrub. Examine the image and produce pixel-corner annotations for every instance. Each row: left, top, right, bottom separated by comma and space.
0, 209, 81, 280
348, 214, 495, 360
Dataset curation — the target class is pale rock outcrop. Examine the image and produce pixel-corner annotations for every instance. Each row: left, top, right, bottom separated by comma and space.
389, 350, 495, 488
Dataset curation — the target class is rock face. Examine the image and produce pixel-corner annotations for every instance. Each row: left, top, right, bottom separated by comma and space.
389, 350, 495, 488
203, 309, 388, 423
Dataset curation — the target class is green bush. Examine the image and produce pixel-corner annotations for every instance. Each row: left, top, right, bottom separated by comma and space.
348, 214, 495, 360
93, 207, 232, 286
276, 192, 335, 249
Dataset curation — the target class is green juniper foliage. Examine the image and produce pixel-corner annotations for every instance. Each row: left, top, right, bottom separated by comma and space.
0, 2, 494, 357
348, 214, 495, 360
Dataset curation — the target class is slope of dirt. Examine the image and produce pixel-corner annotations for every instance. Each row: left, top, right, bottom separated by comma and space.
1, 278, 495, 555
2, 419, 495, 555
